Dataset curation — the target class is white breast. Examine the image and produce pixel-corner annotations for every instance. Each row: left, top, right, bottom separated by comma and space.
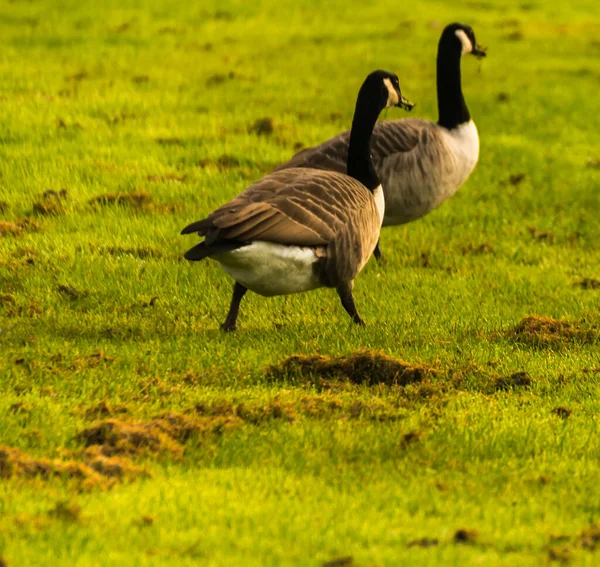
214, 241, 322, 297
373, 184, 385, 225
446, 120, 479, 173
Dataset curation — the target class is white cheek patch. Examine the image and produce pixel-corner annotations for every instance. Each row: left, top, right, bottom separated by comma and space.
455, 29, 473, 55
383, 78, 399, 108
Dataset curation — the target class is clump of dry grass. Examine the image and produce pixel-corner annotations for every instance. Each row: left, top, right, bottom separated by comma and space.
507, 316, 598, 346
0, 444, 105, 489
0, 218, 40, 236
31, 189, 68, 216
268, 350, 436, 387
0, 443, 146, 489
88, 191, 152, 209
76, 413, 242, 459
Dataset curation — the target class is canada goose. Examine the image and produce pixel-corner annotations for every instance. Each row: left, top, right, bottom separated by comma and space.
181, 70, 413, 331
274, 23, 486, 260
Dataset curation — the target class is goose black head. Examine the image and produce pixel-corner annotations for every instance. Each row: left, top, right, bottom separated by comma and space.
441, 23, 487, 59
362, 70, 415, 112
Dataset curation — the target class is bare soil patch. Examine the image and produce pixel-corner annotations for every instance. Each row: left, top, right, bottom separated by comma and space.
507, 316, 598, 346
76, 413, 242, 459
268, 350, 435, 387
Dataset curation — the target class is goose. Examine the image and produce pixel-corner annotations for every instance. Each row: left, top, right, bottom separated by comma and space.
274, 22, 486, 260
181, 70, 414, 331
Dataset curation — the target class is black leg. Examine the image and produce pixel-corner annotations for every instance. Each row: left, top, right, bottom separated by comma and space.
336, 282, 366, 326
373, 241, 384, 262
221, 282, 247, 332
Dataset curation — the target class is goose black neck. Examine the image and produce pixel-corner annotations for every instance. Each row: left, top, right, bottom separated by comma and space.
437, 43, 470, 130
346, 96, 381, 191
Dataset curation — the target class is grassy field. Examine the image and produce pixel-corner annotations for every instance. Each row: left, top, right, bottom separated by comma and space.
1, 0, 600, 564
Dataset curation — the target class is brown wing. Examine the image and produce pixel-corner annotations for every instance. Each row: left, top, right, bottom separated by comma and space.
183, 168, 375, 247
273, 119, 426, 174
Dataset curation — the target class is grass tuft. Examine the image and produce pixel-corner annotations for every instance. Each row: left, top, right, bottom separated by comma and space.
268, 350, 435, 387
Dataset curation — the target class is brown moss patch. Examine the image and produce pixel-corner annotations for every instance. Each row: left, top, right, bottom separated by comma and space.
146, 173, 187, 183
407, 537, 439, 548
82, 400, 129, 420
194, 400, 297, 424
493, 371, 532, 391
576, 278, 600, 290
579, 523, 600, 550
527, 226, 555, 243
249, 117, 274, 136
88, 191, 152, 209
31, 189, 67, 216
86, 452, 146, 479
0, 219, 40, 236
461, 242, 494, 255
322, 557, 353, 567
76, 413, 242, 458
268, 351, 435, 387
0, 445, 105, 489
0, 293, 16, 306
551, 406, 572, 419
454, 528, 478, 544
48, 501, 82, 522
88, 192, 177, 214
57, 283, 85, 300
507, 316, 598, 347
547, 545, 571, 563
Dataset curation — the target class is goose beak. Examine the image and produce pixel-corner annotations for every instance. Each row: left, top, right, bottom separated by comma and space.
397, 95, 415, 111
472, 44, 487, 58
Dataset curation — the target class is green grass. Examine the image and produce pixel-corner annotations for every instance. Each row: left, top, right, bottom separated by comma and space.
1, 0, 600, 564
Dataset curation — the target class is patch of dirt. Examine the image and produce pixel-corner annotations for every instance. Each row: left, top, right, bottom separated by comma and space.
249, 117, 274, 136
206, 71, 236, 87
82, 400, 129, 420
508, 172, 526, 185
493, 371, 532, 391
76, 413, 242, 459
88, 191, 152, 210
194, 400, 296, 424
527, 226, 555, 243
193, 396, 411, 423
146, 173, 186, 183
576, 278, 600, 290
507, 315, 598, 346
548, 545, 571, 563
504, 30, 524, 41
269, 351, 435, 387
402, 431, 423, 446
322, 557, 353, 567
133, 515, 155, 527
551, 406, 572, 419
85, 451, 146, 480
579, 523, 600, 550
454, 528, 478, 544
407, 537, 439, 548
48, 501, 82, 522
94, 245, 163, 259
9, 402, 32, 415
461, 242, 494, 255
0, 293, 16, 306
0, 444, 105, 489
57, 283, 85, 300
0, 218, 40, 236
